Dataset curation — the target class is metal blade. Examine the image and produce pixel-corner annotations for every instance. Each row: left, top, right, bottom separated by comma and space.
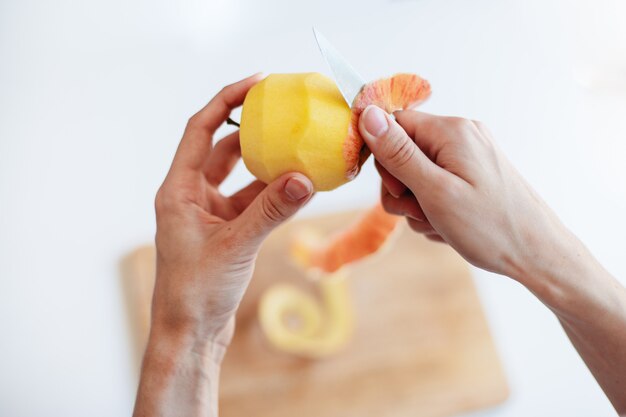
313, 27, 366, 107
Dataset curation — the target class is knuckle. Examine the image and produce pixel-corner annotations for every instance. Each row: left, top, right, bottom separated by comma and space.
219, 84, 237, 106
429, 117, 448, 134
383, 133, 416, 168
186, 114, 202, 130
154, 186, 178, 215
260, 196, 287, 224
217, 86, 230, 102
453, 116, 470, 127
220, 83, 236, 96
446, 116, 473, 132
154, 187, 167, 213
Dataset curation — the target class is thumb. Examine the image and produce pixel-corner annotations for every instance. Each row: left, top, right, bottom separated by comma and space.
359, 105, 434, 190
235, 172, 313, 246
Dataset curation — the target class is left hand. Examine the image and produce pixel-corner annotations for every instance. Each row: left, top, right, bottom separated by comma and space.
151, 73, 314, 353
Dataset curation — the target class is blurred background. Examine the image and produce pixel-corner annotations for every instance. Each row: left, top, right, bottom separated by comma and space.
1, 0, 625, 415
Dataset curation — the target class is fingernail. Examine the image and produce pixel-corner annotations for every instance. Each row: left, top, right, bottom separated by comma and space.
363, 106, 389, 137
284, 176, 313, 201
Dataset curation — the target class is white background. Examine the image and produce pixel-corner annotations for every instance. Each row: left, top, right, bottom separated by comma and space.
1, 0, 625, 416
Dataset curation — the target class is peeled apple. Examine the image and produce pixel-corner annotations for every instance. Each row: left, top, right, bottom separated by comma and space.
242, 71, 432, 358
239, 72, 431, 191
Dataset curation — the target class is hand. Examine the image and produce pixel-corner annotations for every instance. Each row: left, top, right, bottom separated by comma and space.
357, 105, 626, 413
152, 74, 314, 350
357, 105, 574, 281
135, 74, 314, 417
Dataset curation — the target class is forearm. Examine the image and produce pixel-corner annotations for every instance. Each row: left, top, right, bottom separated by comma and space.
133, 326, 226, 417
513, 232, 626, 413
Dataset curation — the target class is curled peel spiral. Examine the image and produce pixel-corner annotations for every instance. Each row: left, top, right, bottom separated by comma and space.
258, 270, 353, 358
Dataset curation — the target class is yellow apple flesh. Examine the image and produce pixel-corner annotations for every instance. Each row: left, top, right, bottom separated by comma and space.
240, 73, 354, 191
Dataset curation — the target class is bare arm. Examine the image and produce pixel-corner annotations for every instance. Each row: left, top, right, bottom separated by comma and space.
358, 105, 626, 413
521, 238, 626, 412
134, 325, 226, 417
132, 74, 313, 417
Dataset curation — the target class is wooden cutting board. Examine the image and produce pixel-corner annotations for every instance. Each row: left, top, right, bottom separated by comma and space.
122, 210, 508, 417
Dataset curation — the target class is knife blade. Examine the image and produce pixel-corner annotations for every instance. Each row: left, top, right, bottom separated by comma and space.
313, 27, 366, 107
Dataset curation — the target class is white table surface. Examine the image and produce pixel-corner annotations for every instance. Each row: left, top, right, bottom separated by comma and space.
1, 0, 625, 415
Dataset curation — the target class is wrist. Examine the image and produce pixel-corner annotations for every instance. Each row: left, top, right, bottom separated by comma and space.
151, 264, 237, 352
146, 317, 232, 366
135, 321, 227, 417
509, 230, 615, 321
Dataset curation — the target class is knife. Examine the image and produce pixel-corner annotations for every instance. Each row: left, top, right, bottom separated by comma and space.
313, 27, 366, 107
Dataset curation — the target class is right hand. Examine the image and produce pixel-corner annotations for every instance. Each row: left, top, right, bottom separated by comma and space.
358, 105, 576, 280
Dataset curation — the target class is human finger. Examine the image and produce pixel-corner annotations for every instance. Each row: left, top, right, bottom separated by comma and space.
172, 73, 263, 171
229, 180, 267, 214
359, 105, 445, 193
375, 160, 406, 198
204, 131, 241, 186
381, 185, 427, 223
406, 217, 437, 235
425, 234, 446, 243
234, 173, 314, 247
